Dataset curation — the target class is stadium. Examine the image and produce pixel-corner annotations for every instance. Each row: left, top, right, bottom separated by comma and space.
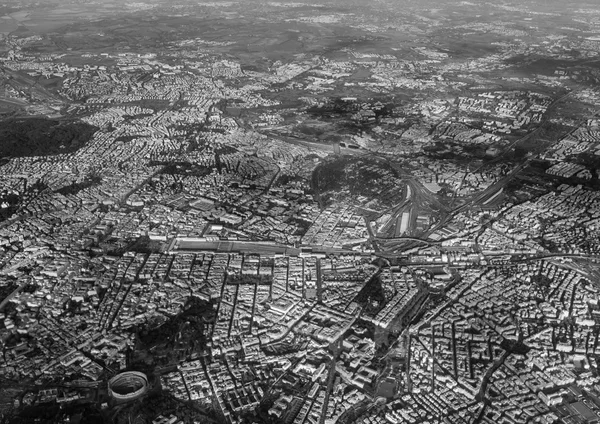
108, 371, 149, 402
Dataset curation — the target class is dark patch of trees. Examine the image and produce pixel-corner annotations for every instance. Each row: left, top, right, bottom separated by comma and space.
500, 338, 530, 355
55, 174, 102, 196
128, 236, 163, 254
115, 135, 144, 143
0, 118, 97, 158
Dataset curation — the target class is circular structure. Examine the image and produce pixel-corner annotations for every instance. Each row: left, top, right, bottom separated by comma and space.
108, 371, 149, 402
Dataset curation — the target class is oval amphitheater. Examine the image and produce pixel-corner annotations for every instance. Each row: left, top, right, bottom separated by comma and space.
108, 371, 149, 401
